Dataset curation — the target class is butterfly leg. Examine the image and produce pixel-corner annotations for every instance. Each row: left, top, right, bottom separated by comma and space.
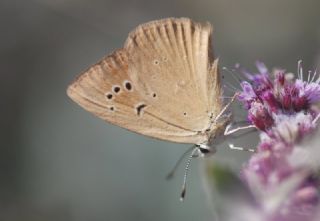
224, 122, 257, 153
228, 143, 256, 153
213, 92, 239, 122
215, 93, 257, 153
224, 123, 256, 136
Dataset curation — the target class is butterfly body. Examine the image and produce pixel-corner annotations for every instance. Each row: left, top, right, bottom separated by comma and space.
67, 17, 229, 150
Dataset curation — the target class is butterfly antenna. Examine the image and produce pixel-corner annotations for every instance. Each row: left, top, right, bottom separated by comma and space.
180, 147, 198, 201
166, 146, 195, 180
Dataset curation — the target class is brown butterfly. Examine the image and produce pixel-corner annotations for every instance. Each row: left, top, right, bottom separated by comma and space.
67, 17, 248, 200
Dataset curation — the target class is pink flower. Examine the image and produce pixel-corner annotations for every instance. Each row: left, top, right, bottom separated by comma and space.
237, 62, 320, 221
238, 62, 320, 128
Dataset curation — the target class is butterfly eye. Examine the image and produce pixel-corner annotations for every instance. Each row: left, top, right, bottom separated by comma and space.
199, 147, 211, 155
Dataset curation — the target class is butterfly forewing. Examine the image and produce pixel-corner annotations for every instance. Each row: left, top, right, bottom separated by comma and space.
125, 18, 222, 131
67, 18, 223, 144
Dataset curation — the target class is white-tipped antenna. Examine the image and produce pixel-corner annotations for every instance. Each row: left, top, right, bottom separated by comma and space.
180, 148, 198, 201
166, 146, 195, 180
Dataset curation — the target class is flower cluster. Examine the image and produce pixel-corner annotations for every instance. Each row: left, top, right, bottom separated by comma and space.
237, 62, 320, 221
239, 61, 320, 131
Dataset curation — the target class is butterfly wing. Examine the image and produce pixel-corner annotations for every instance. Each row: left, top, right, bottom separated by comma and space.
67, 49, 204, 143
125, 18, 223, 137
67, 18, 222, 144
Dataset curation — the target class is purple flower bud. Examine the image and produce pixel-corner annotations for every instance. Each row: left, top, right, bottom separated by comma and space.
239, 81, 257, 108
275, 70, 285, 86
256, 61, 269, 75
248, 101, 274, 130
294, 96, 308, 111
282, 93, 292, 110
293, 186, 319, 205
262, 91, 279, 113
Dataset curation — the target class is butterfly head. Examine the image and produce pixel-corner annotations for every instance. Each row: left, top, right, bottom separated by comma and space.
196, 143, 216, 157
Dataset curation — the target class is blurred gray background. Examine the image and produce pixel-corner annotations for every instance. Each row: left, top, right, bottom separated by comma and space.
1, 0, 320, 220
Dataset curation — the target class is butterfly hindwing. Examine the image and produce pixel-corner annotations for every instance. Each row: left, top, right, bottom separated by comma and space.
67, 49, 204, 143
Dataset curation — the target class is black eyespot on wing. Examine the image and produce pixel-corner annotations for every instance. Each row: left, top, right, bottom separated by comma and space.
113, 86, 121, 93
152, 93, 157, 98
110, 106, 115, 111
106, 93, 113, 99
125, 82, 132, 91
136, 104, 147, 116
183, 112, 187, 116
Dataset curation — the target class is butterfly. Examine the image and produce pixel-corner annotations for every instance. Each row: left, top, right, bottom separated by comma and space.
67, 17, 243, 200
